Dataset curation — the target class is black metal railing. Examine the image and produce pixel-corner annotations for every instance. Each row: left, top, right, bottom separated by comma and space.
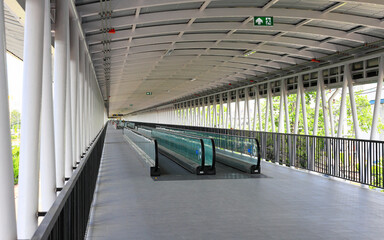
131, 121, 384, 189
32, 124, 107, 240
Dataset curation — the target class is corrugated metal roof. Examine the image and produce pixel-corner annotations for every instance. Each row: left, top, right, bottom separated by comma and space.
3, 2, 23, 60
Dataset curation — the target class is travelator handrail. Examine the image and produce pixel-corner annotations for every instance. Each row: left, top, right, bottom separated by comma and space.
31, 123, 107, 240
131, 121, 384, 189
138, 127, 216, 174
157, 126, 261, 173
123, 128, 160, 176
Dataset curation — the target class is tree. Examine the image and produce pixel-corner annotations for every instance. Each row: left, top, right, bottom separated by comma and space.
10, 109, 21, 128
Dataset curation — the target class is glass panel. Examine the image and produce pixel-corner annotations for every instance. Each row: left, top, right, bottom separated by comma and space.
159, 127, 259, 165
123, 129, 156, 162
151, 130, 204, 166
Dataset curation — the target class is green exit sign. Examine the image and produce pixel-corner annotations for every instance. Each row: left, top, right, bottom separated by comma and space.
254, 16, 273, 26
146, 92, 152, 95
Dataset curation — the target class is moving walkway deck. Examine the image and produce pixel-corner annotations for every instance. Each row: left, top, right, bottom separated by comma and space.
86, 126, 384, 240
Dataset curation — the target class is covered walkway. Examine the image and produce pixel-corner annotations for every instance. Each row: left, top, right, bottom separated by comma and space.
86, 126, 384, 240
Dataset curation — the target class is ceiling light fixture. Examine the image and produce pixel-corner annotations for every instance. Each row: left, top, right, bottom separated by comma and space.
244, 50, 256, 57
164, 49, 174, 56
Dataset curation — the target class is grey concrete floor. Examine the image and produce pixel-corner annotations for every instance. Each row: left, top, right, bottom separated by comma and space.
86, 126, 384, 240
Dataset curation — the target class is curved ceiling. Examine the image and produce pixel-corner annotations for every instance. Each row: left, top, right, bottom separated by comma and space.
75, 0, 384, 115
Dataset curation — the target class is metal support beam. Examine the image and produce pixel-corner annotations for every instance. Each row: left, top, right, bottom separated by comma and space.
17, 0, 45, 237
0, 1, 17, 238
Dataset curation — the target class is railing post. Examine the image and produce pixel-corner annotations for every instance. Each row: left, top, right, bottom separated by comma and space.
0, 1, 17, 238
17, 0, 45, 237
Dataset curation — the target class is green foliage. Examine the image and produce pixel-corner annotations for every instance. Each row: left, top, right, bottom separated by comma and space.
12, 145, 19, 185
10, 110, 21, 128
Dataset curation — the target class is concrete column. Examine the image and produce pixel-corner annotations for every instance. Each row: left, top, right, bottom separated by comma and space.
0, 1, 17, 238
40, 0, 56, 212
17, 0, 45, 237
53, 0, 68, 188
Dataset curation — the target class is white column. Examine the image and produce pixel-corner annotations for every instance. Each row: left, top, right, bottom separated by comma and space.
235, 90, 240, 129
294, 79, 301, 134
313, 82, 321, 135
328, 88, 340, 137
268, 83, 275, 132
243, 88, 248, 130
78, 43, 84, 156
253, 87, 257, 131
219, 94, 224, 128
0, 1, 17, 238
371, 55, 384, 140
17, 0, 45, 237
346, 64, 361, 139
319, 71, 330, 136
83, 58, 88, 151
299, 76, 308, 135
265, 87, 269, 132
256, 86, 262, 131
70, 19, 79, 166
202, 99, 206, 127
227, 92, 231, 128
278, 79, 284, 133
283, 81, 291, 134
53, 0, 68, 188
40, 0, 56, 212
65, 18, 73, 178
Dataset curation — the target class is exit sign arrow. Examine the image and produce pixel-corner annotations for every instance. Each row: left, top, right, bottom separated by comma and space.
254, 16, 274, 26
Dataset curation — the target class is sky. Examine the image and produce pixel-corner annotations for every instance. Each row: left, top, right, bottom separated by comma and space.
7, 52, 23, 112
